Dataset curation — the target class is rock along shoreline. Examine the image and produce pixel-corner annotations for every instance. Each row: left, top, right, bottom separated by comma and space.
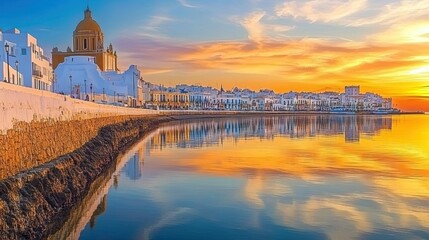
0, 115, 179, 239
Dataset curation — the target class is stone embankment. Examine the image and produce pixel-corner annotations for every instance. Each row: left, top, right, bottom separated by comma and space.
0, 116, 173, 239
0, 116, 142, 179
0, 82, 158, 179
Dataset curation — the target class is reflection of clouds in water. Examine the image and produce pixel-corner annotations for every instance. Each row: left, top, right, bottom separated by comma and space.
244, 176, 292, 209
244, 176, 265, 209
375, 177, 429, 198
142, 207, 195, 240
275, 197, 372, 240
241, 174, 429, 240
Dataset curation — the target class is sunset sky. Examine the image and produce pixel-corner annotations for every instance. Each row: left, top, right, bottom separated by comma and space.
2, 0, 429, 111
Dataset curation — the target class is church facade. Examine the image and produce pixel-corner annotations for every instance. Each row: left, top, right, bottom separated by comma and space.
53, 7, 144, 107
52, 7, 118, 71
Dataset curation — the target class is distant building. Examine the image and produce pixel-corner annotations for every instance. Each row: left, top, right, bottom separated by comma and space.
0, 28, 52, 90
345, 85, 360, 96
144, 84, 396, 112
52, 7, 118, 71
148, 87, 190, 110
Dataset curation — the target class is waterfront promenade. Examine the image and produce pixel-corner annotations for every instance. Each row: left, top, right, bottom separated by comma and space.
0, 80, 426, 239
0, 81, 416, 179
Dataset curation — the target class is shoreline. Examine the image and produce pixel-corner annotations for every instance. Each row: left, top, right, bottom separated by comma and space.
159, 110, 425, 116
0, 112, 427, 239
0, 115, 174, 239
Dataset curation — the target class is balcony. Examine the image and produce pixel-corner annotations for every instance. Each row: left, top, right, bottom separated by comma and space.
32, 70, 43, 78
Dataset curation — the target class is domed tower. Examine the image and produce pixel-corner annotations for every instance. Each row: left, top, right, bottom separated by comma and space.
73, 7, 104, 52
52, 6, 118, 71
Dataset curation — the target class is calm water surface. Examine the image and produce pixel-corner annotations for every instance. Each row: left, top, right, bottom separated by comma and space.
54, 115, 429, 240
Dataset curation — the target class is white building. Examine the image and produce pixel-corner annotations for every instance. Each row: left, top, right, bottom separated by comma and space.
0, 28, 52, 90
54, 56, 143, 106
345, 85, 360, 96
177, 84, 217, 110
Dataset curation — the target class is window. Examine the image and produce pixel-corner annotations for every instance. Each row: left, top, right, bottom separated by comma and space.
83, 38, 88, 50
22, 48, 26, 55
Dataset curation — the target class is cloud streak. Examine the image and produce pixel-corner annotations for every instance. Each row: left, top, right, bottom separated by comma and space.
275, 0, 367, 23
137, 15, 175, 40
177, 0, 198, 8
349, 0, 429, 26
236, 11, 294, 43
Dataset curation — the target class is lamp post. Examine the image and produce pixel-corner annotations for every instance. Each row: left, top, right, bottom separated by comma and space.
15, 60, 19, 85
132, 72, 137, 107
90, 83, 93, 101
114, 91, 116, 103
5, 43, 10, 83
84, 79, 87, 96
102, 88, 105, 101
69, 75, 73, 97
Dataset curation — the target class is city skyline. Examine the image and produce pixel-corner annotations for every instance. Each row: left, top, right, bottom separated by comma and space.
2, 0, 429, 111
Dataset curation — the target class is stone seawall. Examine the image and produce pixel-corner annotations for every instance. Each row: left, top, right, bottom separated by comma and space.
0, 116, 174, 239
0, 82, 158, 179
0, 116, 141, 179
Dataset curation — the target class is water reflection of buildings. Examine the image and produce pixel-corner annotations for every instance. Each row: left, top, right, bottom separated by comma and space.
148, 115, 393, 150
123, 147, 146, 180
89, 195, 107, 229
124, 154, 142, 180
48, 134, 152, 239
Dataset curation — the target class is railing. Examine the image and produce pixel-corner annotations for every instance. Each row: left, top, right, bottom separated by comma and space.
32, 70, 43, 78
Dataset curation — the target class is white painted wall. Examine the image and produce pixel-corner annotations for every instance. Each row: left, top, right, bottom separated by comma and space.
1, 28, 53, 91
0, 82, 158, 132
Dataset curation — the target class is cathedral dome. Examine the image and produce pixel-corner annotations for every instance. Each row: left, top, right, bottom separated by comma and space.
75, 7, 101, 33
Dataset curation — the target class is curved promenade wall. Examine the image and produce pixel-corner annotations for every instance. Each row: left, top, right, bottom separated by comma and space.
0, 82, 158, 132
0, 82, 158, 179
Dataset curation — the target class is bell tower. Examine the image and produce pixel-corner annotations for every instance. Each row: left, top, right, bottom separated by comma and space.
52, 6, 118, 71
73, 6, 104, 53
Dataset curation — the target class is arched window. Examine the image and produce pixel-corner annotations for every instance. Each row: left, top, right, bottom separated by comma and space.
84, 38, 88, 50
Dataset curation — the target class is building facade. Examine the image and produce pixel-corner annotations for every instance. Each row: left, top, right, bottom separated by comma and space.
54, 56, 143, 106
1, 28, 52, 90
345, 85, 360, 96
148, 87, 190, 110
